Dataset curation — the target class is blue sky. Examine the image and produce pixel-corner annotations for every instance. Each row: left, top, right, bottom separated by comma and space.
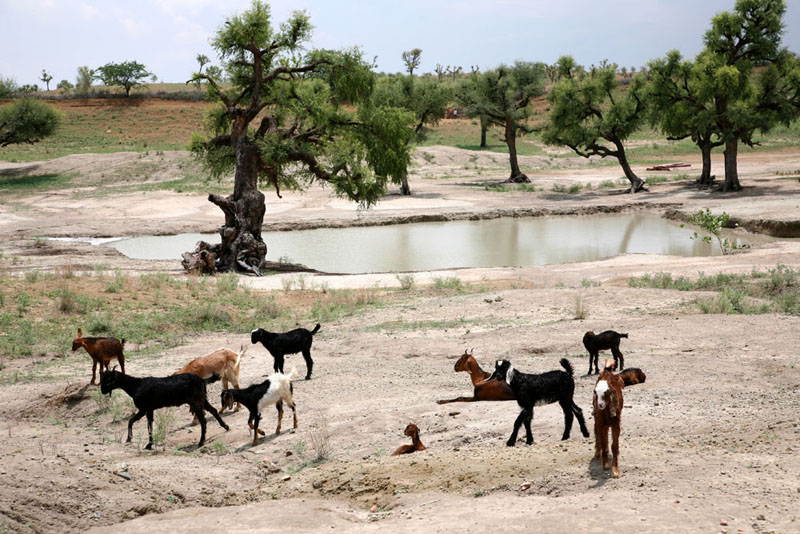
1, 0, 798, 86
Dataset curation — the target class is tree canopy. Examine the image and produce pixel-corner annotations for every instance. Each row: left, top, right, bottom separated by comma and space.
401, 48, 423, 76
371, 73, 450, 194
183, 0, 414, 273
457, 61, 546, 182
95, 60, 151, 97
0, 99, 60, 147
542, 57, 648, 192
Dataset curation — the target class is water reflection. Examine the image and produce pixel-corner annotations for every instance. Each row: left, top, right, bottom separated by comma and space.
104, 213, 738, 274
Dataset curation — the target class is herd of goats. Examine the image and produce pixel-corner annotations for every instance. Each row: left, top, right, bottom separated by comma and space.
70, 324, 646, 479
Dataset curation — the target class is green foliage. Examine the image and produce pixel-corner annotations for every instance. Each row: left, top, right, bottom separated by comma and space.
432, 276, 464, 292
401, 48, 423, 75
682, 208, 737, 254
189, 1, 413, 208
56, 79, 73, 92
543, 57, 647, 189
395, 273, 415, 290
75, 66, 94, 95
0, 75, 19, 98
94, 60, 152, 97
0, 99, 61, 148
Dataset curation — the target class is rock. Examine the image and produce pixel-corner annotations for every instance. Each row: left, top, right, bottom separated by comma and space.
720, 519, 728, 526
115, 471, 132, 481
370, 505, 378, 513
495, 296, 503, 302
519, 482, 531, 491
313, 480, 324, 489
757, 514, 766, 521
484, 298, 493, 303
282, 475, 291, 482
285, 450, 293, 457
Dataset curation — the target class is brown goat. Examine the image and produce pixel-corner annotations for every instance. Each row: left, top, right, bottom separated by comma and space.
593, 359, 624, 478
436, 349, 515, 404
391, 424, 426, 456
617, 368, 646, 387
71, 328, 125, 385
177, 346, 246, 422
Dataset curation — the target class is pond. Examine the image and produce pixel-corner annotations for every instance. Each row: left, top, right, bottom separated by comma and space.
98, 213, 739, 274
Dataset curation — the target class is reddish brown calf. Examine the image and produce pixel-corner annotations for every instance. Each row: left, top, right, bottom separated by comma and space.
436, 350, 515, 404
593, 359, 624, 478
391, 424, 426, 456
71, 328, 126, 385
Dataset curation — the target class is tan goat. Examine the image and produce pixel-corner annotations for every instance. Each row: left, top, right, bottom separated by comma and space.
176, 346, 246, 420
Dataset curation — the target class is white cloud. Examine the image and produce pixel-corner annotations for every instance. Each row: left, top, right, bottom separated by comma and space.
78, 2, 99, 19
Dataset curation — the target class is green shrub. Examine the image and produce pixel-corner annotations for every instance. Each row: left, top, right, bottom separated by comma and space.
432, 276, 464, 291
396, 273, 416, 290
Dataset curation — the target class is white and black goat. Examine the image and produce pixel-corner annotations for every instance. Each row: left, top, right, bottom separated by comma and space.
251, 323, 320, 380
100, 370, 229, 450
489, 358, 589, 446
221, 368, 298, 446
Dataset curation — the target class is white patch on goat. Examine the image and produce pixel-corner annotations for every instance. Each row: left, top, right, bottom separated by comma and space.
505, 365, 515, 386
251, 329, 259, 336
594, 379, 609, 410
257, 372, 293, 411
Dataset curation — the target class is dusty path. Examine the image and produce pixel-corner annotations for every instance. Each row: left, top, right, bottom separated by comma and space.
0, 147, 799, 533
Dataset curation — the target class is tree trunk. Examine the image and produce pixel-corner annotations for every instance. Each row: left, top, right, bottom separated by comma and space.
480, 125, 487, 148
722, 139, 741, 192
182, 137, 267, 274
400, 170, 411, 195
698, 142, 713, 185
504, 119, 529, 183
614, 140, 645, 193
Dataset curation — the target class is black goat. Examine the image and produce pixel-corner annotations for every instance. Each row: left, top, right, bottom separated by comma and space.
489, 358, 589, 446
100, 370, 229, 450
221, 368, 298, 446
583, 330, 628, 375
251, 323, 320, 380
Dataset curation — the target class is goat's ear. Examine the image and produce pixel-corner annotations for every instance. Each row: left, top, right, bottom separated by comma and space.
111, 365, 117, 372
77, 328, 82, 338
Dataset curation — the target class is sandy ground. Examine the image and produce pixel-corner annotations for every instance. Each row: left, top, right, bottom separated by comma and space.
0, 147, 799, 533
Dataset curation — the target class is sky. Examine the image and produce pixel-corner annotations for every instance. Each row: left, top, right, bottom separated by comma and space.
1, 0, 798, 86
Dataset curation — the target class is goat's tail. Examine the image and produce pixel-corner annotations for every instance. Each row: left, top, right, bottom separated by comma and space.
286, 367, 298, 381
204, 373, 221, 384
121, 338, 126, 347
234, 345, 246, 373
310, 323, 321, 335
559, 358, 574, 376
620, 332, 629, 339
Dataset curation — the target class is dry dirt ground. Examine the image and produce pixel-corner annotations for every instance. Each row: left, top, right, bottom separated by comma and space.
1, 147, 799, 533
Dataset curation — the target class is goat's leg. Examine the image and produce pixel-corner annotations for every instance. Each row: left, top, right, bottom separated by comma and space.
523, 409, 534, 445
196, 406, 208, 448
252, 413, 261, 446
232, 377, 241, 413
302, 349, 313, 380
572, 401, 590, 438
145, 411, 155, 450
507, 409, 527, 447
127, 409, 146, 444
436, 396, 479, 404
600, 426, 610, 471
611, 347, 624, 370
594, 417, 602, 459
275, 401, 283, 435
289, 401, 297, 429
203, 400, 229, 431
247, 410, 266, 437
559, 399, 574, 440
118, 354, 125, 375
611, 423, 620, 478
274, 354, 285, 374
91, 359, 98, 385
586, 353, 594, 376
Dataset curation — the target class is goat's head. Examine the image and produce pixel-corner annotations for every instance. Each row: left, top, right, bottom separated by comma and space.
250, 329, 262, 345
71, 328, 85, 351
453, 350, 473, 372
221, 390, 235, 411
583, 331, 595, 342
594, 377, 619, 417
488, 359, 513, 384
99, 369, 121, 395
404, 423, 420, 438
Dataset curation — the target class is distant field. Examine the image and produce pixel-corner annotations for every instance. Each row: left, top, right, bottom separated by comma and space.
1, 95, 798, 164
0, 98, 211, 162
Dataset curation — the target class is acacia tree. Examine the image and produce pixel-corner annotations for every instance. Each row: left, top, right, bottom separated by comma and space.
0, 99, 60, 147
183, 1, 413, 274
543, 56, 648, 192
701, 0, 790, 191
457, 61, 546, 182
40, 70, 53, 91
401, 48, 422, 75
648, 50, 724, 186
95, 60, 151, 96
372, 70, 450, 194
